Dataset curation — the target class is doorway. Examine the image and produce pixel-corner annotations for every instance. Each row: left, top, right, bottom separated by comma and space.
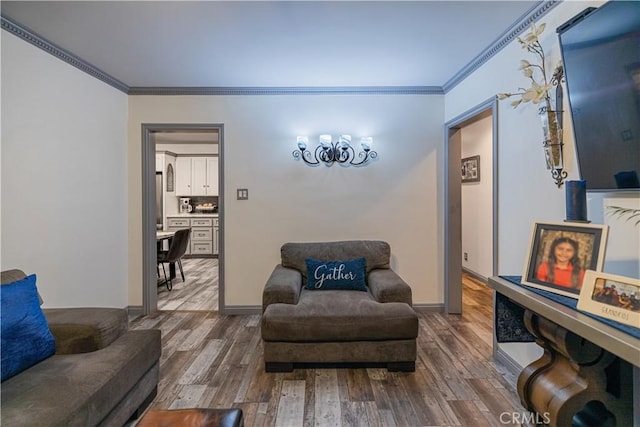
444, 98, 498, 314
141, 123, 225, 315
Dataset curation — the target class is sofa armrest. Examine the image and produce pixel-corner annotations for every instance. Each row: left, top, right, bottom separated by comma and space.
262, 265, 302, 313
368, 269, 413, 305
43, 308, 128, 354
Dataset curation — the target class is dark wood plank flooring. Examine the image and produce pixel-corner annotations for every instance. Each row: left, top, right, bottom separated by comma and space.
132, 272, 525, 426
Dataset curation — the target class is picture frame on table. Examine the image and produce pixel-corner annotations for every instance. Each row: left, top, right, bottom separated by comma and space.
578, 270, 640, 328
461, 155, 480, 183
522, 222, 608, 299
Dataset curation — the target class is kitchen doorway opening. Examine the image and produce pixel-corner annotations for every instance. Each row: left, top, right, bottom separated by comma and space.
444, 98, 498, 314
141, 123, 225, 315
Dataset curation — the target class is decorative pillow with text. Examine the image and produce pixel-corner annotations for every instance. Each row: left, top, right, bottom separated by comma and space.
304, 258, 367, 291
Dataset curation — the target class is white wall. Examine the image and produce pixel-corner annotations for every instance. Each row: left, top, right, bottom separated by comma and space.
461, 115, 493, 279
591, 193, 640, 279
446, 1, 604, 276
446, 0, 640, 369
1, 33, 129, 307
447, 0, 638, 278
128, 95, 445, 307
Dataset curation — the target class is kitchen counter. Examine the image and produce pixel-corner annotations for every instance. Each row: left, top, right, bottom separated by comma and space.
166, 214, 219, 256
167, 213, 218, 218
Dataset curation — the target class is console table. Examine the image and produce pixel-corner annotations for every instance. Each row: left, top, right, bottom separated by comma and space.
488, 276, 639, 427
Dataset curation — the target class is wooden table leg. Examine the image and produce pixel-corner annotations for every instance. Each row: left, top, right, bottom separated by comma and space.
516, 309, 633, 426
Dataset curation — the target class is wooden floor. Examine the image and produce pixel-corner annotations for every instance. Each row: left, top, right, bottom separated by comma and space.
157, 258, 218, 311
132, 273, 525, 426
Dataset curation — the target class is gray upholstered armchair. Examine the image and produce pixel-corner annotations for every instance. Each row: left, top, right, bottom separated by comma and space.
261, 240, 418, 372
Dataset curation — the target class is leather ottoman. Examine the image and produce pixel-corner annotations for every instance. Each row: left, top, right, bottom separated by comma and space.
137, 408, 244, 427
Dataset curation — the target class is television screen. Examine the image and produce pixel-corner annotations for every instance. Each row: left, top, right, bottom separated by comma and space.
557, 1, 640, 191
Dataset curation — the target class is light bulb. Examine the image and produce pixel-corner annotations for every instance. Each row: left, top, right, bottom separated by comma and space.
296, 136, 308, 150
360, 137, 373, 151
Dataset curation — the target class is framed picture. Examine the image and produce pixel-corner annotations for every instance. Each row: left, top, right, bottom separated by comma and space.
522, 222, 609, 298
578, 270, 640, 328
461, 155, 480, 183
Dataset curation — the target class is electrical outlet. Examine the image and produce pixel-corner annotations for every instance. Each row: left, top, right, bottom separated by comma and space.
464, 252, 468, 261
237, 188, 249, 200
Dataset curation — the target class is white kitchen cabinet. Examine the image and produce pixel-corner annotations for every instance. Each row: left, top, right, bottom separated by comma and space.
191, 157, 207, 195
175, 156, 218, 196
175, 157, 192, 196
191, 242, 213, 256
206, 157, 218, 196
213, 217, 219, 255
167, 218, 190, 228
166, 216, 218, 257
190, 217, 213, 254
167, 217, 191, 255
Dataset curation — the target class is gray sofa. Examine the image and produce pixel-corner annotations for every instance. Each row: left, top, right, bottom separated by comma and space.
1, 269, 161, 427
261, 240, 418, 372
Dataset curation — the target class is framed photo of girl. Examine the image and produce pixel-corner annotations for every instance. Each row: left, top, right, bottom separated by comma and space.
577, 270, 640, 328
522, 222, 609, 299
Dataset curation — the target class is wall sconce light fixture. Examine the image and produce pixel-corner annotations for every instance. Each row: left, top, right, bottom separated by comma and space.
293, 134, 377, 166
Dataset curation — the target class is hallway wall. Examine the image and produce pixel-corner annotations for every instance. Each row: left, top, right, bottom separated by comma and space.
461, 115, 493, 279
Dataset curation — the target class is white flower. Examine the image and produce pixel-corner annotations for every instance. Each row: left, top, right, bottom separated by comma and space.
499, 22, 560, 110
521, 82, 553, 104
519, 23, 546, 47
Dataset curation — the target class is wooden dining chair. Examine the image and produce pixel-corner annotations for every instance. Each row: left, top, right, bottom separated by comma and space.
157, 228, 191, 291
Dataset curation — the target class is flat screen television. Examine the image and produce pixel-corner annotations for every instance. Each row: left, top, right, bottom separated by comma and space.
557, 1, 640, 191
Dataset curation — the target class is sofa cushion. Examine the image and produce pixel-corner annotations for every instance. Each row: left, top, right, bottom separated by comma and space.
261, 288, 418, 342
1, 274, 56, 381
1, 269, 43, 304
0, 269, 28, 285
43, 308, 129, 354
281, 241, 390, 284
0, 329, 161, 426
304, 257, 367, 291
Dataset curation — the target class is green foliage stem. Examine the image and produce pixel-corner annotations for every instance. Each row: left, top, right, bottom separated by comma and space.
606, 206, 640, 227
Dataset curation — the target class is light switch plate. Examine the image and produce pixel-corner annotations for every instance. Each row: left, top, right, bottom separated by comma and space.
237, 188, 249, 200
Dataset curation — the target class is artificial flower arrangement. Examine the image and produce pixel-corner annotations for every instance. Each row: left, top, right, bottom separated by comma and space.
498, 23, 563, 109
498, 23, 566, 185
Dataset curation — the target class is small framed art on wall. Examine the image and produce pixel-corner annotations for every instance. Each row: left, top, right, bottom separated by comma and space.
461, 155, 480, 183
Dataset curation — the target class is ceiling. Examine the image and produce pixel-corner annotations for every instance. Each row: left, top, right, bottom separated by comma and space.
1, 1, 541, 89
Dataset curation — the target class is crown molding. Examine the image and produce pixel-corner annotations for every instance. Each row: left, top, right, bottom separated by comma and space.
1, 14, 130, 94
127, 86, 443, 96
3, 2, 560, 97
442, 0, 560, 93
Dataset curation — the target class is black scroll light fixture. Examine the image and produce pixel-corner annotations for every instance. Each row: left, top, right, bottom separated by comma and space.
293, 134, 377, 166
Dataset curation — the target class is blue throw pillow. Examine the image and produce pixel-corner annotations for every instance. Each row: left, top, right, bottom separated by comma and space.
305, 258, 367, 291
1, 274, 55, 382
